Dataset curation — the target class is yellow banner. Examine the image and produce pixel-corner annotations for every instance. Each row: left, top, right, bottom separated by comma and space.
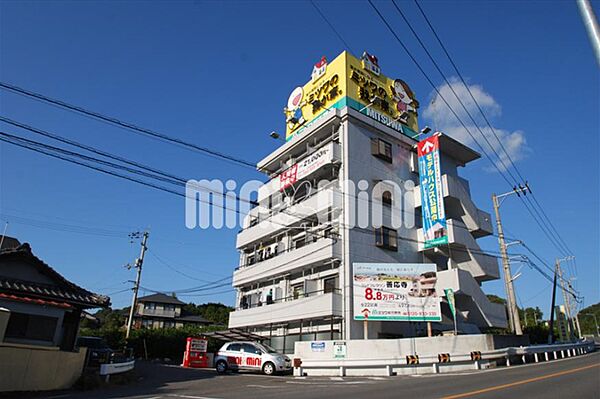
284, 51, 420, 141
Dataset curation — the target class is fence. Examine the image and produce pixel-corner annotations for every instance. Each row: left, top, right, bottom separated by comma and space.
294, 339, 595, 377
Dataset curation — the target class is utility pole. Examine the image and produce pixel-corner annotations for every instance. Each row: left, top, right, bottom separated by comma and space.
492, 186, 529, 335
556, 256, 575, 340
548, 261, 558, 344
126, 231, 149, 339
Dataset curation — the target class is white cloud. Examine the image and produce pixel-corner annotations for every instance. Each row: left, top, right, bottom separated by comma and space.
423, 78, 529, 172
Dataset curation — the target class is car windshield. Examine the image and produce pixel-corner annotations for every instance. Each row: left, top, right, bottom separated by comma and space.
257, 343, 279, 354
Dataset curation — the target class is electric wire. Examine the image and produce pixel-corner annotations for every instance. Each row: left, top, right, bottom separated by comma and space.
0, 81, 258, 169
387, 0, 572, 259
412, 0, 574, 258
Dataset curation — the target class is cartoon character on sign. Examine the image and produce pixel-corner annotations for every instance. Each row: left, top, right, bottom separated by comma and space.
285, 86, 306, 131
391, 79, 419, 115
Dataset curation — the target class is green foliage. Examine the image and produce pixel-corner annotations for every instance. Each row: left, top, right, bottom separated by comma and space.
578, 302, 600, 335
519, 307, 543, 327
78, 302, 233, 362
181, 302, 233, 326
523, 324, 552, 344
486, 294, 506, 305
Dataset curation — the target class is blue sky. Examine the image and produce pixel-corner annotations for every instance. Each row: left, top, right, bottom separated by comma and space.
0, 1, 598, 317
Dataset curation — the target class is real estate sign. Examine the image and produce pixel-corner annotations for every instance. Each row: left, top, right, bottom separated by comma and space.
353, 263, 441, 322
417, 134, 448, 249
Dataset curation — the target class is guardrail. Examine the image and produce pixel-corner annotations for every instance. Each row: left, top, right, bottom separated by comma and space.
294, 340, 595, 377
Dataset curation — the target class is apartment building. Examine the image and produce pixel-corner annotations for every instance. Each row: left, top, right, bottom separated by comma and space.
228, 51, 507, 352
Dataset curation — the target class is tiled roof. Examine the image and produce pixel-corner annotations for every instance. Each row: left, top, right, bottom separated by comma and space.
0, 292, 73, 309
176, 314, 210, 324
137, 293, 186, 305
0, 244, 110, 309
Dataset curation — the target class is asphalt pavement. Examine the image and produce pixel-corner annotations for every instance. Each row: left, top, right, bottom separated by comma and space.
33, 351, 600, 399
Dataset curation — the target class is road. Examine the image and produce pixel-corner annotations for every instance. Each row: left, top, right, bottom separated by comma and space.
36, 351, 599, 399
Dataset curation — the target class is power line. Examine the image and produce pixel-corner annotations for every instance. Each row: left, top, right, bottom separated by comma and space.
0, 81, 259, 170
2, 118, 514, 247
412, 0, 574, 258
310, 0, 355, 54
390, 0, 520, 185
147, 249, 227, 283
0, 116, 188, 186
388, 0, 571, 259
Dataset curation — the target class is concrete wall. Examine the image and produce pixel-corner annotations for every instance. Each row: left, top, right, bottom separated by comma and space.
0, 343, 87, 392
295, 334, 496, 361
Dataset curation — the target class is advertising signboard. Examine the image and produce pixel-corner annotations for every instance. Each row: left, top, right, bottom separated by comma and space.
417, 134, 448, 249
284, 51, 420, 141
445, 288, 457, 334
279, 142, 334, 190
353, 263, 441, 322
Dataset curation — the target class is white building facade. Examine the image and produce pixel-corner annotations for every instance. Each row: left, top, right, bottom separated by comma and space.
228, 52, 507, 353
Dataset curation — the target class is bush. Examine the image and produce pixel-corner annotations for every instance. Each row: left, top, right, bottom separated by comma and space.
80, 325, 223, 364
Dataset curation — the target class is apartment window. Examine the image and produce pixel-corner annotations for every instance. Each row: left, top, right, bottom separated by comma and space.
5, 312, 58, 342
292, 284, 304, 300
293, 236, 306, 250
374, 181, 394, 207
375, 226, 398, 251
145, 303, 156, 310
371, 138, 392, 163
324, 277, 338, 294
382, 190, 393, 206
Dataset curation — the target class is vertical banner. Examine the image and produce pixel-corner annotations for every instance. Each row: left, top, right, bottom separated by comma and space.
417, 134, 448, 248
444, 288, 457, 335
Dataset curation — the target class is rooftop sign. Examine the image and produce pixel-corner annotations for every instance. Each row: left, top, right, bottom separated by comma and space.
284, 51, 420, 141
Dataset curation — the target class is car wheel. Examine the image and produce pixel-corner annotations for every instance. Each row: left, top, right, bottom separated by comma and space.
262, 361, 276, 376
216, 360, 228, 374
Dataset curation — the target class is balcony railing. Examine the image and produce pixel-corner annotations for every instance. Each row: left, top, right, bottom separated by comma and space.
229, 291, 343, 328
233, 237, 341, 287
237, 288, 341, 311
245, 180, 340, 229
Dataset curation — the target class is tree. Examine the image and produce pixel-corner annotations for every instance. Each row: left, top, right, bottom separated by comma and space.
182, 302, 233, 326
578, 302, 600, 335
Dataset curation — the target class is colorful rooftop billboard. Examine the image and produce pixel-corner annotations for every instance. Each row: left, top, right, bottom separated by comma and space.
284, 51, 420, 141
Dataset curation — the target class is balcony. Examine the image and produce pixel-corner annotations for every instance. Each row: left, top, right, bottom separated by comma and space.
414, 174, 493, 238
418, 219, 500, 281
229, 291, 342, 328
236, 186, 342, 249
256, 141, 342, 204
233, 238, 341, 286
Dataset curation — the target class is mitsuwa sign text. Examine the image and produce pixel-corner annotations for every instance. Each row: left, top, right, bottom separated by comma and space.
418, 134, 448, 249
353, 263, 441, 322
